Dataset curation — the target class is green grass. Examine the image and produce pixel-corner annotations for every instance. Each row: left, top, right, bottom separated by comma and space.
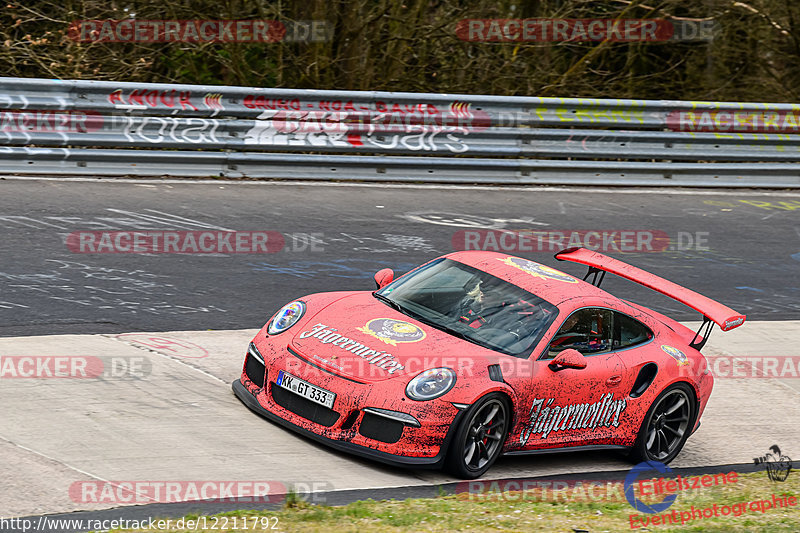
109, 471, 800, 532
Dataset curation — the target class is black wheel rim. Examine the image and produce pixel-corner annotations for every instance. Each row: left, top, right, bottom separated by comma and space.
463, 399, 507, 471
646, 389, 691, 461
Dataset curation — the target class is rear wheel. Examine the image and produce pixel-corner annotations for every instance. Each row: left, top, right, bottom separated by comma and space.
444, 393, 510, 479
629, 383, 695, 464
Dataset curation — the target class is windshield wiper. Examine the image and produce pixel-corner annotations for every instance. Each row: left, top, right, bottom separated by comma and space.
373, 292, 404, 313
436, 324, 487, 348
405, 312, 486, 349
373, 294, 486, 349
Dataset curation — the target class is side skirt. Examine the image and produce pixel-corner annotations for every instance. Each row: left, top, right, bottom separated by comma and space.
503, 444, 630, 456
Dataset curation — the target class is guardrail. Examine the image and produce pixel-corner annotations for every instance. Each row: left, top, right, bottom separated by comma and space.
1, 77, 799, 186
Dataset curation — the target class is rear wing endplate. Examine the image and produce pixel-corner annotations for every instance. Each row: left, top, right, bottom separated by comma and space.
555, 247, 745, 349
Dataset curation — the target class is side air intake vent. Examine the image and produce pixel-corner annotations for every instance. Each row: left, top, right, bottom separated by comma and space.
488, 364, 504, 383
630, 363, 658, 398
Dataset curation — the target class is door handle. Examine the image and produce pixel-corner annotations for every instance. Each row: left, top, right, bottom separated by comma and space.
606, 375, 622, 387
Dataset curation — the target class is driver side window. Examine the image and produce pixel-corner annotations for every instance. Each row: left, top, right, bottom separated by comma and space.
546, 308, 613, 358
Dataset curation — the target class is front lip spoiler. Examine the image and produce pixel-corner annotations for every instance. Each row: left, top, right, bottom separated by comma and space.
232, 379, 462, 469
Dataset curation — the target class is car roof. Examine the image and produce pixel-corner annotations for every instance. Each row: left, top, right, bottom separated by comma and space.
445, 250, 619, 307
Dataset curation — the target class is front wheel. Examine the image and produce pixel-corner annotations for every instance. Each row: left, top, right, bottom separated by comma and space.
444, 393, 510, 479
629, 383, 696, 464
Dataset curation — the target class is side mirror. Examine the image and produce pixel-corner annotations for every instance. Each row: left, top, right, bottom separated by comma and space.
374, 268, 394, 289
548, 349, 588, 371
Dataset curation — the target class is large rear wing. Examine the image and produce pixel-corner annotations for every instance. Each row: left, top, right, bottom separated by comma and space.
555, 247, 745, 348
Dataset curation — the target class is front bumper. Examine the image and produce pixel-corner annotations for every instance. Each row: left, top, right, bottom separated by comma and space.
233, 379, 461, 469
234, 333, 466, 469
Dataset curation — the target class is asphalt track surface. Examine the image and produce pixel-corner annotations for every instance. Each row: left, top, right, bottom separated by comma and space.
1, 179, 800, 337
1, 178, 800, 531
2, 321, 799, 530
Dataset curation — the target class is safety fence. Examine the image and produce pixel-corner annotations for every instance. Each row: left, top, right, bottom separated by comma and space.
1, 77, 799, 186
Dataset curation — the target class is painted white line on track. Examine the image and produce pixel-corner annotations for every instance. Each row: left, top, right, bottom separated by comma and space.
0, 434, 169, 506
0, 434, 109, 484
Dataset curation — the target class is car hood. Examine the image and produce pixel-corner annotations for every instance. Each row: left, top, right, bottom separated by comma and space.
289, 292, 494, 382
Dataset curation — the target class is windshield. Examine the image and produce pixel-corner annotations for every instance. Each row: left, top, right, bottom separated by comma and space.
376, 258, 559, 357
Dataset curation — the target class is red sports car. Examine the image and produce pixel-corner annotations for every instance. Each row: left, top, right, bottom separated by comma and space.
233, 248, 744, 479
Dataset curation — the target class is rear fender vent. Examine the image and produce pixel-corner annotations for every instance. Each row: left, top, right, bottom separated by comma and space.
630, 363, 658, 398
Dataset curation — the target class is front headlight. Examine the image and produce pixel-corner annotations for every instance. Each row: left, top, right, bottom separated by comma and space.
267, 301, 306, 335
405, 367, 456, 401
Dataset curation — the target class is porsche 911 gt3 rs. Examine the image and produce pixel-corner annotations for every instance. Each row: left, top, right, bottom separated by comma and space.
233, 247, 744, 479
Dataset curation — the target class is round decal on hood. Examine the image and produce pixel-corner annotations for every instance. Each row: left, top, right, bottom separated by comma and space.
661, 345, 689, 366
499, 257, 578, 283
357, 318, 426, 346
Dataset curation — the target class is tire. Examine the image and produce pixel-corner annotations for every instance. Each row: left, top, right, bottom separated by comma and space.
628, 382, 696, 464
444, 393, 510, 479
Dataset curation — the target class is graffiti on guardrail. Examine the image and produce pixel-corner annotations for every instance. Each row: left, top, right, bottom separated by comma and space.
1, 77, 800, 186
109, 89, 200, 111
111, 116, 223, 144
243, 102, 490, 152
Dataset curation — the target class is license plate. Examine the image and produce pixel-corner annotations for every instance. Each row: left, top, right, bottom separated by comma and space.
276, 370, 336, 409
